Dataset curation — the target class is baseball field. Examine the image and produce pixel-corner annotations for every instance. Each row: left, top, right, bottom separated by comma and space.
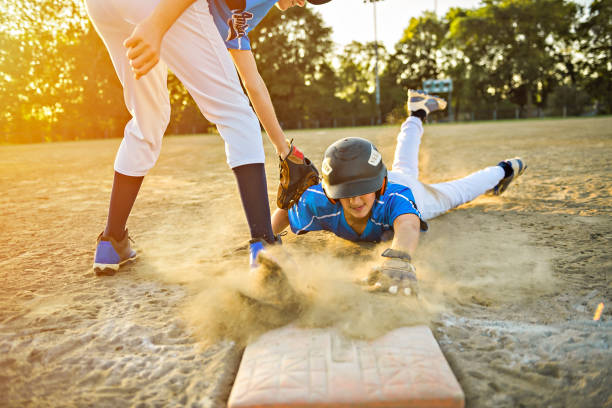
0, 116, 610, 407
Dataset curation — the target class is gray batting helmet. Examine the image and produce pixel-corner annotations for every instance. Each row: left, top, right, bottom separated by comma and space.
321, 137, 387, 200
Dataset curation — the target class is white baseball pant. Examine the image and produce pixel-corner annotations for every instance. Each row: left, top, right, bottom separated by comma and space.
388, 116, 505, 220
85, 0, 264, 176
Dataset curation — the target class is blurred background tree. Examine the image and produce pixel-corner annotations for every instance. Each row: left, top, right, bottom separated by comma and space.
0, 0, 124, 143
577, 0, 612, 114
380, 12, 446, 122
0, 0, 608, 143
249, 6, 335, 128
335, 41, 388, 126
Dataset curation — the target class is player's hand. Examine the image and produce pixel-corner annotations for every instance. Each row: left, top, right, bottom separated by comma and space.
124, 19, 164, 80
360, 250, 419, 296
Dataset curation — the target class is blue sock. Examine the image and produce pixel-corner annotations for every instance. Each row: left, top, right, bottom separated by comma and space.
232, 163, 275, 244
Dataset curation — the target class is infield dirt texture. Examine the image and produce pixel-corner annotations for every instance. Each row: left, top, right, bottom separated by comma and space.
0, 117, 610, 407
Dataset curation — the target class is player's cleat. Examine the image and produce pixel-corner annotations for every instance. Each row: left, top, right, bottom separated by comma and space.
249, 239, 266, 269
407, 89, 447, 114
93, 230, 137, 276
488, 157, 527, 196
249, 235, 283, 269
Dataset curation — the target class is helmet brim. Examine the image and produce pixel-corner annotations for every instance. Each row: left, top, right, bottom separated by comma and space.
323, 174, 385, 199
307, 0, 332, 4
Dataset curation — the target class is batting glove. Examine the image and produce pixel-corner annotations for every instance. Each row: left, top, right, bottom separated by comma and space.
361, 248, 419, 296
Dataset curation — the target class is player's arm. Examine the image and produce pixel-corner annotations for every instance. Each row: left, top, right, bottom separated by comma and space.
362, 209, 421, 296
230, 49, 319, 210
229, 49, 290, 159
124, 0, 197, 79
390, 213, 421, 256
271, 208, 290, 235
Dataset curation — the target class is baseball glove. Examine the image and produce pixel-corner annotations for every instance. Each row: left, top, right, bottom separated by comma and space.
277, 140, 319, 210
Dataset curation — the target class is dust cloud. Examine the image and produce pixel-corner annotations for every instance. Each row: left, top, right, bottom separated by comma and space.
155, 208, 556, 348
415, 212, 557, 309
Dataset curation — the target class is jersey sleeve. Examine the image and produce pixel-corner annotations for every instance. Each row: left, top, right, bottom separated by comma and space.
287, 187, 329, 235
225, 35, 252, 50
385, 187, 429, 231
212, 0, 275, 50
223, 9, 254, 50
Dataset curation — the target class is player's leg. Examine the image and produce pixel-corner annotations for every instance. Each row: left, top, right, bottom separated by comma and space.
390, 91, 527, 220
414, 157, 527, 220
488, 158, 527, 195
417, 166, 505, 220
86, 0, 171, 274
390, 116, 423, 178
159, 2, 276, 261
391, 90, 447, 177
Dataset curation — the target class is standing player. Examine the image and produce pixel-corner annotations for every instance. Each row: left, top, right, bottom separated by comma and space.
270, 90, 527, 296
87, 0, 321, 275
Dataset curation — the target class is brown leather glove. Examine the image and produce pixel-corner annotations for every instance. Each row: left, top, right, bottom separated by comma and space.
277, 140, 319, 210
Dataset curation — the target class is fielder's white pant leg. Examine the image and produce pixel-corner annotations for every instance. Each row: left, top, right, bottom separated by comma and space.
85, 0, 171, 177
391, 116, 423, 178
86, 0, 264, 175
159, 1, 263, 168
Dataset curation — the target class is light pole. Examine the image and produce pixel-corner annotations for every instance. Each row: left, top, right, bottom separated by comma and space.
364, 0, 384, 125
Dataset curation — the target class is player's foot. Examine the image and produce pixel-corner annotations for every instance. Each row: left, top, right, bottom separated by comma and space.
249, 235, 282, 269
249, 239, 265, 269
93, 230, 137, 276
488, 158, 527, 196
407, 89, 447, 115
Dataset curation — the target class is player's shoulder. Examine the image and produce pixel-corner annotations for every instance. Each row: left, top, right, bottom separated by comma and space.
382, 182, 414, 197
292, 183, 341, 215
378, 182, 418, 208
302, 183, 326, 197
289, 183, 340, 231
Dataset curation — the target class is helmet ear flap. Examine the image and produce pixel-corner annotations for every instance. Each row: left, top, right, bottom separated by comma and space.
321, 181, 337, 204
376, 176, 387, 198
323, 189, 337, 204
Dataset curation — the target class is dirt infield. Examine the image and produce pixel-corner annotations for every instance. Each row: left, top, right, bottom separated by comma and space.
1, 117, 610, 407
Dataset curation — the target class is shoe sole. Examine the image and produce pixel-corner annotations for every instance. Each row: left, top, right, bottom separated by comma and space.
93, 255, 138, 276
408, 91, 447, 113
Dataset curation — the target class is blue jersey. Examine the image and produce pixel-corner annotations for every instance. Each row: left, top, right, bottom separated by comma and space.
209, 0, 277, 50
287, 183, 428, 242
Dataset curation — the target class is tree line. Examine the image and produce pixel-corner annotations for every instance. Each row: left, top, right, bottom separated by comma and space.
0, 0, 609, 143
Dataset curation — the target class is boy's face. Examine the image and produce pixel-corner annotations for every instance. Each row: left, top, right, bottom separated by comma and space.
339, 192, 376, 221
276, 0, 306, 11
